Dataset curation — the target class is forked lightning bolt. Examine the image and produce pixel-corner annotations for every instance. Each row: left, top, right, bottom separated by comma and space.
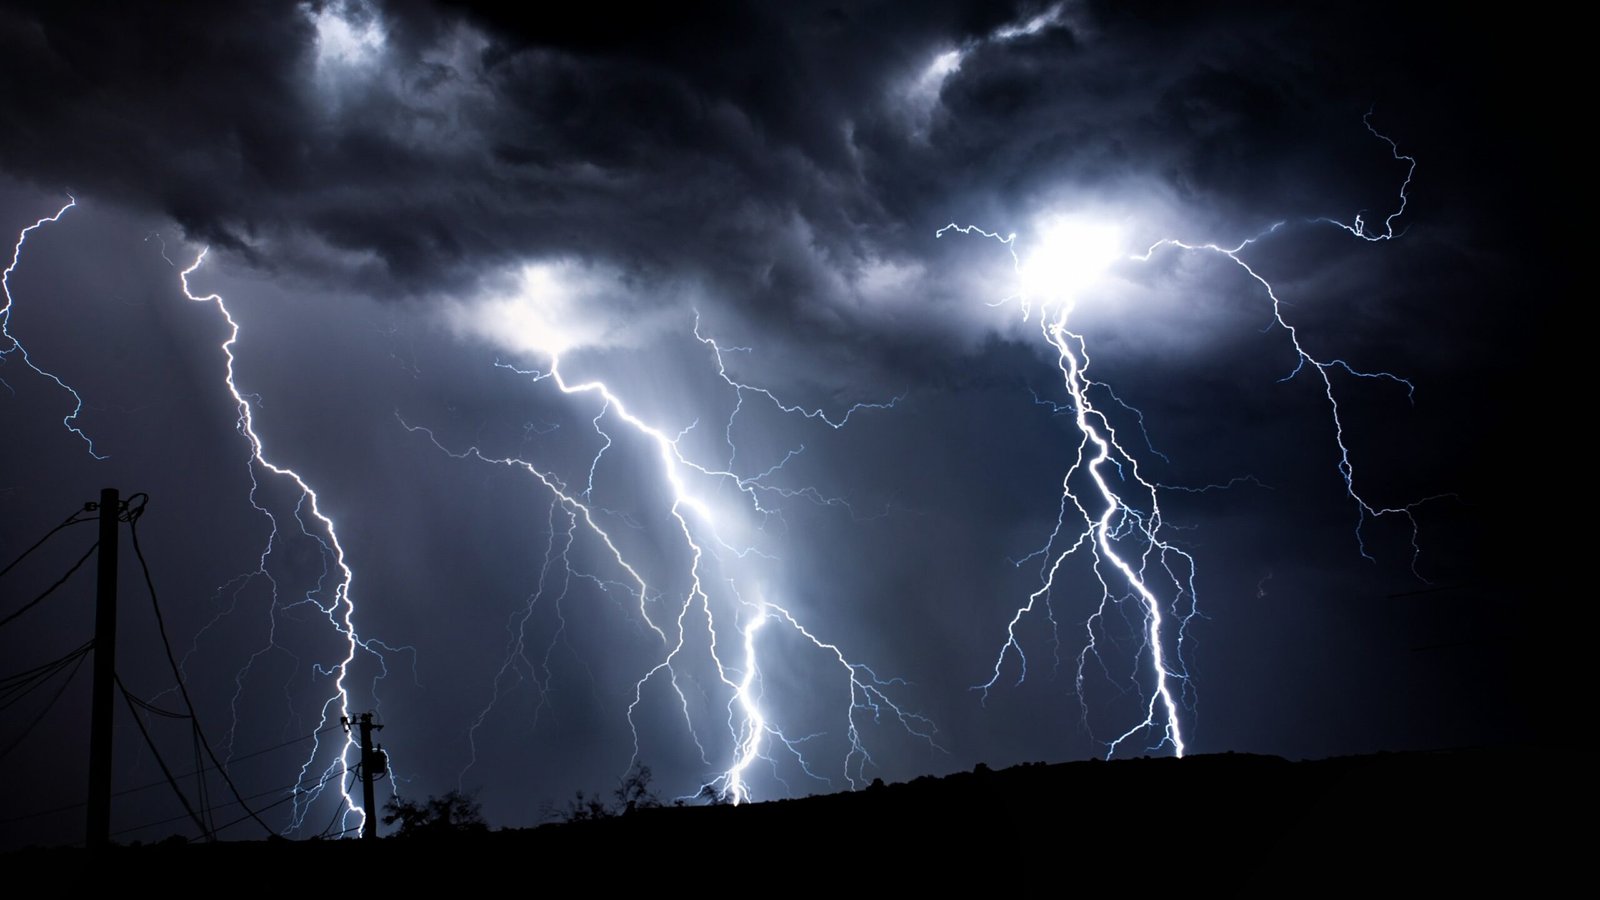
938, 219, 1197, 759
178, 249, 397, 834
406, 324, 933, 805
942, 117, 1438, 759
2, 196, 104, 458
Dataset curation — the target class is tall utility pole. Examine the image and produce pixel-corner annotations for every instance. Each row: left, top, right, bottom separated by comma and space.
345, 712, 384, 839
86, 487, 121, 850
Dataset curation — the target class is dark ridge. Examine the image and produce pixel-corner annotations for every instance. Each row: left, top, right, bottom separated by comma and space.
4, 746, 1566, 891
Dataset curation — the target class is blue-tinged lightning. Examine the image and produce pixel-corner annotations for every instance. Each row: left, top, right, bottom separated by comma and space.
696, 319, 904, 432
456, 496, 605, 788
1134, 226, 1444, 569
406, 324, 935, 805
942, 117, 1439, 759
1320, 111, 1417, 242
178, 249, 399, 835
1, 196, 105, 458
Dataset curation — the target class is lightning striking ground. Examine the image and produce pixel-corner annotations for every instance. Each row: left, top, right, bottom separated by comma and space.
406, 324, 935, 806
942, 118, 1439, 760
177, 249, 396, 835
1, 196, 104, 458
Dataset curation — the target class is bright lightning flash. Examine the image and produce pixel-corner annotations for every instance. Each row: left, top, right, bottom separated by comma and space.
178, 250, 399, 835
940, 217, 1194, 759
409, 308, 935, 806
1018, 217, 1126, 307
1, 196, 104, 458
941, 117, 1437, 760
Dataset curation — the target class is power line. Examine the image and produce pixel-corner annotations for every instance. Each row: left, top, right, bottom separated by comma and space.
191, 725, 213, 835
116, 673, 208, 839
120, 687, 190, 720
122, 726, 340, 797
107, 761, 355, 841
0, 645, 89, 761
2, 492, 357, 845
314, 771, 361, 839
125, 498, 275, 838
0, 724, 339, 827
2, 493, 359, 844
1, 640, 93, 708
0, 539, 97, 630
0, 508, 93, 581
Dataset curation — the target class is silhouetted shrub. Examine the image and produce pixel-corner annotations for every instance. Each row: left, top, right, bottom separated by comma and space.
554, 762, 662, 821
382, 789, 488, 838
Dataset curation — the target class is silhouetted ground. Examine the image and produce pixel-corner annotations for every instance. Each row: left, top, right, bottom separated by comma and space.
6, 746, 1565, 892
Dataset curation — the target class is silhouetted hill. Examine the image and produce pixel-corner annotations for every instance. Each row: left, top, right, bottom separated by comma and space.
6, 746, 1564, 892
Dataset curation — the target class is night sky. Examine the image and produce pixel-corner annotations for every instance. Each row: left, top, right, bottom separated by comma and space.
0, 2, 1549, 846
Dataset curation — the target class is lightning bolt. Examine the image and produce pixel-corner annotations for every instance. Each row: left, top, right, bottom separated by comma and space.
2, 196, 105, 458
407, 320, 935, 806
1135, 226, 1444, 568
943, 116, 1441, 760
1320, 111, 1417, 242
178, 249, 398, 835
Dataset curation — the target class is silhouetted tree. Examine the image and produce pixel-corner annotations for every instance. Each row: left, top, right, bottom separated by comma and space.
382, 789, 488, 838
614, 762, 662, 813
555, 762, 662, 821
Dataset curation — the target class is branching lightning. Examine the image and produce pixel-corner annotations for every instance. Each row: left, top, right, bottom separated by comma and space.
2, 196, 104, 458
942, 117, 1442, 759
177, 249, 398, 835
407, 320, 935, 805
1134, 226, 1445, 569
1320, 111, 1417, 242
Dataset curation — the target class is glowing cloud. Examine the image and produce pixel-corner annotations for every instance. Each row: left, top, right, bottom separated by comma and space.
449, 261, 675, 358
1018, 217, 1127, 304
305, 0, 385, 71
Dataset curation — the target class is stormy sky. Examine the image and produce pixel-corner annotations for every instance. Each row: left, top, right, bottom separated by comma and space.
0, 1, 1548, 845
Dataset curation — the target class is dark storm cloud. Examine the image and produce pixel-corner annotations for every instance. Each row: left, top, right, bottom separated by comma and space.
3, 1, 1006, 302
0, 1, 1495, 326
0, 4, 316, 256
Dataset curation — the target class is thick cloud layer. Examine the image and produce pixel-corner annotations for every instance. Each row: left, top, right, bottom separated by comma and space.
0, 3, 1533, 320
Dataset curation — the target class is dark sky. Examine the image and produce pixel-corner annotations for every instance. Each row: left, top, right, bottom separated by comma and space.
0, 1, 1551, 845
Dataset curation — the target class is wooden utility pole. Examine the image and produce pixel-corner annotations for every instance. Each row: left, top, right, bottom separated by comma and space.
344, 712, 384, 838
86, 487, 120, 850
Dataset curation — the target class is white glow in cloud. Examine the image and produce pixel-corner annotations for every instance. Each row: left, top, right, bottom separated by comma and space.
1019, 216, 1127, 302
895, 3, 1071, 138
993, 2, 1066, 41
450, 261, 675, 358
898, 48, 965, 138
923, 48, 964, 84
306, 0, 385, 70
